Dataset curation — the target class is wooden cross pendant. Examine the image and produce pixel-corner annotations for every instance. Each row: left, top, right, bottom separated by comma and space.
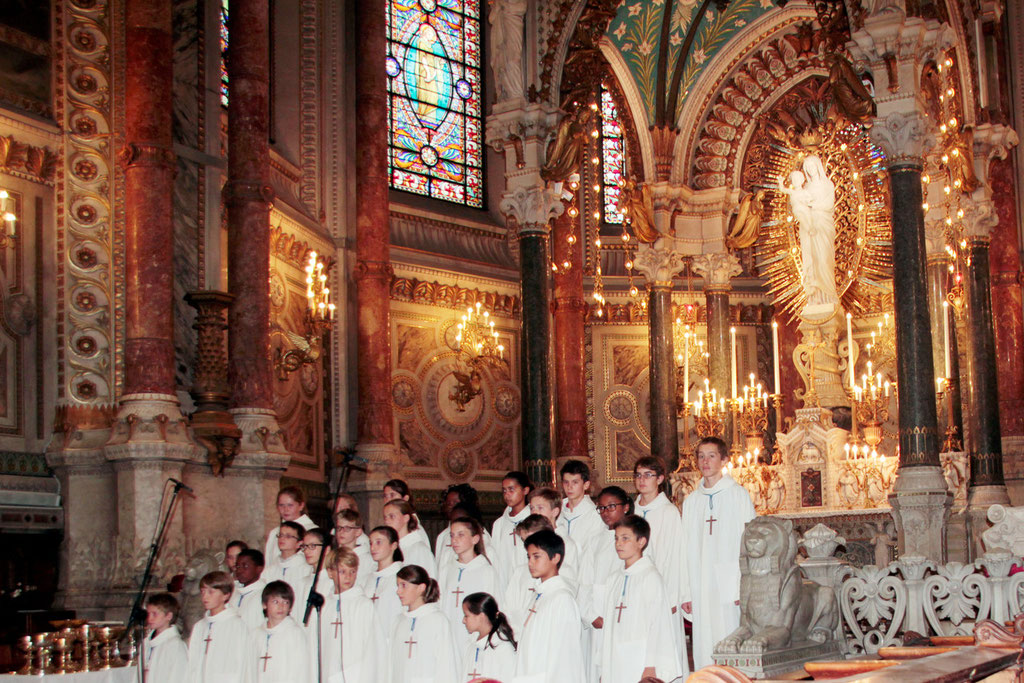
706, 515, 717, 535
331, 615, 343, 638
260, 651, 272, 672
203, 633, 213, 655
452, 586, 465, 606
614, 601, 628, 623
404, 636, 418, 659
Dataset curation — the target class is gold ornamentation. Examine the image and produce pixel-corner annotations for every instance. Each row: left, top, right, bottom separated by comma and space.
540, 102, 595, 184
726, 189, 766, 250
389, 276, 520, 319
619, 179, 659, 244
0, 135, 57, 184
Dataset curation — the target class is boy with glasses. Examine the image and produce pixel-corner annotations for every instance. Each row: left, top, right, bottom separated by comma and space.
335, 508, 374, 589
261, 521, 312, 612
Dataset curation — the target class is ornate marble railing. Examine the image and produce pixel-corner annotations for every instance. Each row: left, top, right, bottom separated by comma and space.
834, 552, 1024, 654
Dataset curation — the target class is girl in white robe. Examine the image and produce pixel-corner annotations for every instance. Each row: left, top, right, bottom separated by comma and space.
366, 525, 406, 641
265, 486, 317, 573
490, 472, 533, 585
599, 516, 684, 683
459, 592, 518, 682
437, 518, 498, 638
387, 565, 462, 683
384, 499, 437, 578
383, 478, 431, 547
434, 505, 495, 575
251, 580, 309, 683
313, 547, 386, 683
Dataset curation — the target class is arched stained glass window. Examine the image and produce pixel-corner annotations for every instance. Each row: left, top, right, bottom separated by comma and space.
220, 0, 229, 107
601, 84, 625, 224
386, 0, 483, 208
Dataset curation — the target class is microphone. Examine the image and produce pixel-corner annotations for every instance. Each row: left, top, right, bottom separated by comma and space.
169, 478, 195, 494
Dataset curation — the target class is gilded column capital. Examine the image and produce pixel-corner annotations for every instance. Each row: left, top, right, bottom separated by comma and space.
633, 244, 686, 287
870, 111, 935, 168
499, 183, 563, 237
485, 102, 561, 173
691, 251, 742, 291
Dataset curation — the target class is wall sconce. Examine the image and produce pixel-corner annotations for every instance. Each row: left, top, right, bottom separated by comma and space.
275, 251, 334, 380
0, 189, 16, 248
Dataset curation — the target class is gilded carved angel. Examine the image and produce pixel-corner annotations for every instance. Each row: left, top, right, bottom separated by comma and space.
619, 179, 662, 244
726, 189, 766, 250
826, 53, 876, 126
540, 106, 594, 183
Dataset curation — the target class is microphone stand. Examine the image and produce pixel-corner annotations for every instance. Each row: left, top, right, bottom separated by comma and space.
127, 479, 189, 682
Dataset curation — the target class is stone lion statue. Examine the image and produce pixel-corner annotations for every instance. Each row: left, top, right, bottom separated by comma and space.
715, 517, 838, 654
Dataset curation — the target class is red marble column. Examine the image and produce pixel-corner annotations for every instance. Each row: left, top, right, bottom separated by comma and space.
225, 0, 274, 410
354, 0, 394, 448
988, 156, 1024, 440
551, 211, 587, 462
122, 0, 175, 396
777, 314, 801, 420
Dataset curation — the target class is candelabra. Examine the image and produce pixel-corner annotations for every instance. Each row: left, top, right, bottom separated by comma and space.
691, 380, 727, 440
728, 447, 786, 514
851, 362, 892, 450
837, 444, 897, 509
448, 301, 506, 412
735, 374, 771, 456
275, 251, 335, 380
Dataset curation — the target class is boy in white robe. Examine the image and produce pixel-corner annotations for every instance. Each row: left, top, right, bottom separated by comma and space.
233, 549, 268, 630
262, 521, 313, 605
632, 457, 685, 613
527, 487, 581, 582
437, 517, 497, 640
293, 528, 332, 622
499, 515, 549, 633
187, 571, 254, 683
143, 592, 188, 683
334, 509, 374, 590
578, 486, 631, 683
558, 460, 605, 551
680, 436, 756, 670
315, 547, 386, 683
514, 529, 585, 683
251, 581, 309, 683
491, 471, 533, 585
265, 486, 317, 573
600, 515, 684, 683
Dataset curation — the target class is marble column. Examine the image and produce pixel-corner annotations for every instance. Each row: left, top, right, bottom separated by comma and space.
693, 253, 741, 447
222, 0, 288, 539
499, 185, 562, 486
551, 211, 588, 467
925, 255, 963, 448
635, 245, 686, 469
98, 0, 203, 616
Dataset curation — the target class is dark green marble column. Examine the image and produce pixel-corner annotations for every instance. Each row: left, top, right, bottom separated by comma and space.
648, 284, 679, 470
706, 288, 731, 446
519, 228, 554, 485
890, 164, 941, 468
964, 238, 1005, 486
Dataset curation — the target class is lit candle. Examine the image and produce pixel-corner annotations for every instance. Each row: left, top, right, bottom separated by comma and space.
772, 320, 781, 395
846, 313, 854, 391
942, 301, 951, 379
684, 330, 690, 405
730, 326, 738, 399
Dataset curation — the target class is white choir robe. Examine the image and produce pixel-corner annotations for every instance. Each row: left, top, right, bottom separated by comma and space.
399, 534, 436, 577
410, 514, 431, 548
557, 496, 605, 551
234, 579, 268, 631
367, 562, 405, 642
314, 584, 387, 683
187, 606, 255, 683
144, 625, 188, 683
500, 563, 539, 634
251, 616, 309, 683
264, 514, 317, 572
460, 634, 517, 682
292, 569, 332, 622
633, 492, 684, 608
577, 528, 621, 683
680, 474, 756, 670
438, 554, 498, 642
600, 556, 684, 683
387, 602, 462, 683
554, 528, 582, 583
514, 575, 585, 683
350, 534, 375, 590
434, 525, 495, 576
490, 506, 530, 585
262, 552, 313, 610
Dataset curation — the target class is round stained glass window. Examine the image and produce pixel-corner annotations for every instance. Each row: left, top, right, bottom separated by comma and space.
420, 145, 439, 167
455, 79, 472, 100
385, 56, 401, 77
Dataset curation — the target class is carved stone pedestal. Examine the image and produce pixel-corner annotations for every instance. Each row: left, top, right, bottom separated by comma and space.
713, 640, 843, 679
796, 314, 847, 409
967, 484, 1011, 561
889, 465, 953, 562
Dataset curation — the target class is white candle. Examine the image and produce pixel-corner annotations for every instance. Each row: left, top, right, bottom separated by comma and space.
846, 312, 855, 391
943, 301, 951, 379
683, 331, 690, 405
730, 326, 738, 399
772, 321, 781, 395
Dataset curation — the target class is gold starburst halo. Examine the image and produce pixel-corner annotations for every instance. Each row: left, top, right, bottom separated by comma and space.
754, 122, 891, 323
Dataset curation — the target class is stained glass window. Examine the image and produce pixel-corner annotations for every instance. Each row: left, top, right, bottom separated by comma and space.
220, 0, 229, 107
601, 85, 625, 224
387, 0, 483, 207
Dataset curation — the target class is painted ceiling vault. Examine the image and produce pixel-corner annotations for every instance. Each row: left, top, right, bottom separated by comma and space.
605, 0, 776, 127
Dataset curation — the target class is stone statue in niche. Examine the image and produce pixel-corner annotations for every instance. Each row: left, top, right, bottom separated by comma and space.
716, 517, 838, 655
488, 0, 527, 102
778, 155, 839, 318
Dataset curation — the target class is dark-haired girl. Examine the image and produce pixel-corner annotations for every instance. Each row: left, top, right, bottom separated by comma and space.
460, 592, 517, 681
388, 565, 461, 682
367, 525, 405, 642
